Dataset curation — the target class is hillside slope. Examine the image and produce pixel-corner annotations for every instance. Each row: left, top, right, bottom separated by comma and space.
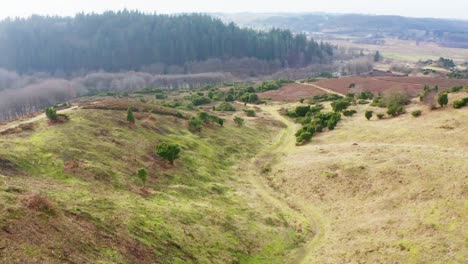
0, 103, 310, 263
265, 93, 468, 263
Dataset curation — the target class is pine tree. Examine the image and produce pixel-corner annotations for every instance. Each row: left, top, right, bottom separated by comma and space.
127, 108, 135, 125
137, 168, 148, 187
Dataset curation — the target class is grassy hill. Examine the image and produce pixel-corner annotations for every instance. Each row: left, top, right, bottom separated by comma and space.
264, 92, 468, 263
0, 101, 310, 263
1, 83, 466, 263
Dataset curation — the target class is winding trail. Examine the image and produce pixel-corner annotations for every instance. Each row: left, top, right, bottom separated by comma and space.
244, 103, 325, 263
299, 81, 346, 97
0, 106, 78, 134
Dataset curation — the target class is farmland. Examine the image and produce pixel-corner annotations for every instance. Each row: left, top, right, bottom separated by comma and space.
258, 83, 326, 102
314, 76, 468, 96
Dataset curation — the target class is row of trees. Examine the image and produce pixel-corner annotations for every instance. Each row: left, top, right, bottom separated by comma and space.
0, 11, 334, 74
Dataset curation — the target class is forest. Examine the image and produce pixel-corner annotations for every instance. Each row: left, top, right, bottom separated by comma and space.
0, 11, 334, 74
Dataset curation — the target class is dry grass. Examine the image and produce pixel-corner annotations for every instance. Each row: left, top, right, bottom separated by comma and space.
330, 37, 468, 62
267, 95, 468, 263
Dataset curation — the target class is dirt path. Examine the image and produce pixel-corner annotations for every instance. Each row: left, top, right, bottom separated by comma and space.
244, 103, 325, 263
0, 106, 78, 133
299, 81, 346, 97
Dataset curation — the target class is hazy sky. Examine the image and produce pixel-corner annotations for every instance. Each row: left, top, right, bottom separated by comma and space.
1, 0, 467, 20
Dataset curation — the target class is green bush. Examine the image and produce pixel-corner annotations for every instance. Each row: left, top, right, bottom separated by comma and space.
156, 142, 181, 165
46, 107, 58, 121
192, 96, 211, 106
453, 97, 468, 109
309, 94, 343, 103
357, 91, 374, 100
295, 105, 311, 117
225, 94, 235, 102
243, 109, 256, 117
296, 132, 312, 144
377, 113, 385, 119
387, 103, 405, 117
188, 117, 202, 132
358, 99, 369, 104
450, 86, 463, 93
234, 116, 245, 127
215, 102, 236, 111
343, 110, 357, 117
155, 94, 167, 99
411, 110, 422, 117
137, 168, 148, 186
127, 108, 135, 124
437, 93, 448, 107
365, 110, 373, 120
331, 99, 351, 112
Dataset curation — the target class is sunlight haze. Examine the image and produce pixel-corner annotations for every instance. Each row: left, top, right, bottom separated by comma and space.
1, 0, 467, 19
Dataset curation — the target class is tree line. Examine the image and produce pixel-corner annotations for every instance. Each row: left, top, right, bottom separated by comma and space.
0, 11, 334, 74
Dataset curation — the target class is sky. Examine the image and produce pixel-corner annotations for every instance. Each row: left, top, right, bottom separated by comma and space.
0, 0, 467, 20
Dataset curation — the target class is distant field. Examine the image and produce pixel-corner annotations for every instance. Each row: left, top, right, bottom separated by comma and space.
314, 76, 468, 96
258, 83, 326, 101
329, 38, 468, 62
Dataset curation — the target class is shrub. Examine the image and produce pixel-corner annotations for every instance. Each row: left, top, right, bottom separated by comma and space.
299, 98, 305, 103
331, 99, 350, 112
155, 94, 167, 99
411, 110, 422, 117
243, 109, 256, 117
127, 108, 135, 124
309, 94, 342, 103
215, 102, 236, 111
343, 110, 357, 117
357, 91, 374, 100
358, 99, 369, 104
209, 115, 225, 126
295, 105, 311, 117
234, 116, 245, 127
296, 131, 312, 144
46, 107, 58, 121
137, 168, 148, 186
365, 110, 373, 120
453, 97, 468, 109
225, 94, 235, 102
377, 113, 385, 119
240, 93, 259, 104
349, 83, 356, 88
156, 142, 181, 165
387, 103, 405, 117
188, 117, 202, 132
370, 96, 386, 108
327, 115, 340, 130
437, 93, 448, 107
192, 96, 211, 106
450, 86, 463, 93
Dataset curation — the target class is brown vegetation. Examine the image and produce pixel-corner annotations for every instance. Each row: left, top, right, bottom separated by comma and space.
81, 99, 188, 119
258, 83, 326, 101
314, 76, 468, 97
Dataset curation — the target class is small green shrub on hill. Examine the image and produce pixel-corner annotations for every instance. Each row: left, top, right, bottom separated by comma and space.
156, 142, 181, 165
411, 110, 422, 117
243, 109, 256, 117
234, 116, 245, 127
453, 97, 468, 109
437, 93, 448, 107
215, 102, 236, 111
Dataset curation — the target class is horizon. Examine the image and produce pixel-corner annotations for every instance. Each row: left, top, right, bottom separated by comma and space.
1, 0, 467, 20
